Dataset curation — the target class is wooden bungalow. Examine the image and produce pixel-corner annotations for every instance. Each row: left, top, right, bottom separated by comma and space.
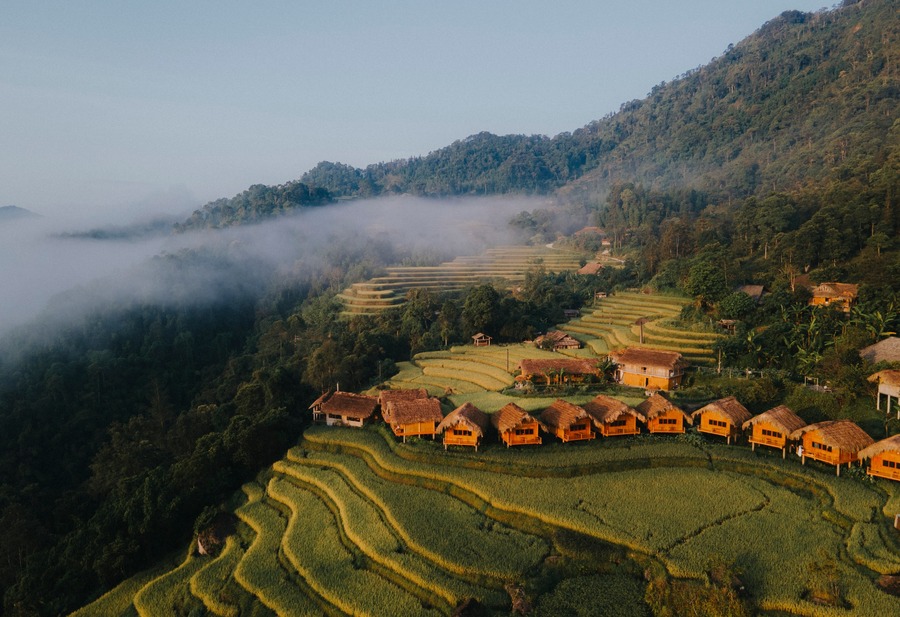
742, 405, 807, 458
472, 333, 492, 347
869, 370, 900, 419
608, 348, 688, 391
491, 402, 544, 447
534, 330, 582, 351
691, 396, 752, 444
808, 282, 858, 313
635, 392, 691, 434
436, 403, 490, 451
309, 390, 378, 427
790, 421, 875, 476
540, 399, 596, 442
577, 262, 604, 275
859, 434, 900, 482
583, 394, 645, 437
382, 397, 444, 442
517, 358, 600, 386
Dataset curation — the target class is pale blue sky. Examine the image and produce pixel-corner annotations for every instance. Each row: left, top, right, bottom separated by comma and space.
1, 1, 831, 216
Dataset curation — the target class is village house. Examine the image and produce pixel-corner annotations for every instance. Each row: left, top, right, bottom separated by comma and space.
742, 405, 807, 458
691, 396, 752, 444
517, 358, 600, 386
471, 333, 492, 347
583, 394, 644, 437
736, 284, 765, 304
808, 282, 859, 313
378, 388, 429, 409
577, 262, 604, 275
635, 392, 691, 434
790, 420, 874, 476
533, 330, 582, 351
858, 434, 900, 482
492, 402, 544, 447
436, 402, 490, 451
382, 396, 444, 442
608, 348, 688, 391
540, 399, 596, 442
869, 370, 900, 418
309, 390, 378, 427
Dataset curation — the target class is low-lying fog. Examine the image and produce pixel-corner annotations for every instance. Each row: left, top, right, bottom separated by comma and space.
0, 195, 550, 341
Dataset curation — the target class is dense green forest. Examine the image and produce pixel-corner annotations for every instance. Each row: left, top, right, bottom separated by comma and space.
1, 0, 898, 614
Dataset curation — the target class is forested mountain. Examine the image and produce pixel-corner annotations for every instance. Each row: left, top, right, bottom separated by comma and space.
1, 1, 898, 615
302, 0, 896, 203
0, 206, 39, 222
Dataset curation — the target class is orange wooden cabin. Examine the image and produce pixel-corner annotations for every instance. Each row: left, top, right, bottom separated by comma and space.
382, 397, 444, 442
540, 399, 596, 442
808, 282, 858, 313
789, 421, 875, 476
492, 403, 544, 447
436, 402, 490, 451
691, 396, 752, 444
608, 348, 688, 391
742, 405, 807, 458
859, 434, 900, 482
635, 392, 691, 434
309, 390, 378, 427
583, 394, 644, 437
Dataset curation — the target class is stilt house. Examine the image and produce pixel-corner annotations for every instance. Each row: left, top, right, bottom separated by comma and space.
608, 348, 687, 391
583, 394, 644, 437
540, 399, 596, 442
869, 370, 900, 419
492, 403, 544, 447
859, 434, 900, 482
382, 397, 444, 442
437, 402, 490, 451
309, 390, 378, 427
691, 396, 752, 444
789, 421, 875, 476
742, 405, 807, 458
808, 282, 858, 313
635, 393, 691, 434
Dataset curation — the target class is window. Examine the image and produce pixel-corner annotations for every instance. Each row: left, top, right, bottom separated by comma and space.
609, 419, 627, 427
883, 459, 898, 469
658, 418, 677, 425
708, 418, 728, 428
761, 429, 782, 439
811, 441, 833, 453
328, 413, 342, 420
570, 423, 588, 432
453, 429, 472, 436
514, 428, 533, 436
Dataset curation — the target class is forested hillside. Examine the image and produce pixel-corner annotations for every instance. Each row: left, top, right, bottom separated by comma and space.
303, 0, 896, 203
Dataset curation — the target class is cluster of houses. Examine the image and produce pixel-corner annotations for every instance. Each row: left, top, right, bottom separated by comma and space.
309, 383, 900, 481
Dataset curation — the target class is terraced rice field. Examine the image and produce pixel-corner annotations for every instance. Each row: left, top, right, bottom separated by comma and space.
339, 245, 586, 316
86, 424, 900, 615
564, 292, 723, 366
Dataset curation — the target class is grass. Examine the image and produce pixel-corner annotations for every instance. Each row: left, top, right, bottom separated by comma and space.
132, 547, 205, 617
189, 536, 245, 617
70, 557, 181, 617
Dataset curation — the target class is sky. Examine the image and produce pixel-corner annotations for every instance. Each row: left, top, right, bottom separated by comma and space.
1, 1, 832, 218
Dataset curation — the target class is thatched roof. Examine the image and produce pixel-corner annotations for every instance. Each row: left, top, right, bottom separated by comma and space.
635, 392, 691, 423
540, 399, 592, 430
378, 388, 428, 407
383, 397, 443, 425
518, 358, 599, 377
583, 394, 646, 424
608, 348, 687, 370
742, 405, 806, 433
869, 369, 900, 387
437, 402, 489, 437
858, 434, 900, 460
789, 420, 874, 453
308, 390, 333, 409
810, 282, 858, 299
690, 396, 752, 424
736, 284, 765, 303
491, 403, 544, 433
860, 338, 900, 364
578, 262, 604, 275
319, 391, 378, 420
534, 330, 581, 349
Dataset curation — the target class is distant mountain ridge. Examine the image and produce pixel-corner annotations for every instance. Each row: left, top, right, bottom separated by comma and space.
300, 0, 896, 203
0, 205, 39, 221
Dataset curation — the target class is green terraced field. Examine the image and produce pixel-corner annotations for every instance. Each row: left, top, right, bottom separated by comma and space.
76, 421, 900, 616
340, 245, 587, 315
